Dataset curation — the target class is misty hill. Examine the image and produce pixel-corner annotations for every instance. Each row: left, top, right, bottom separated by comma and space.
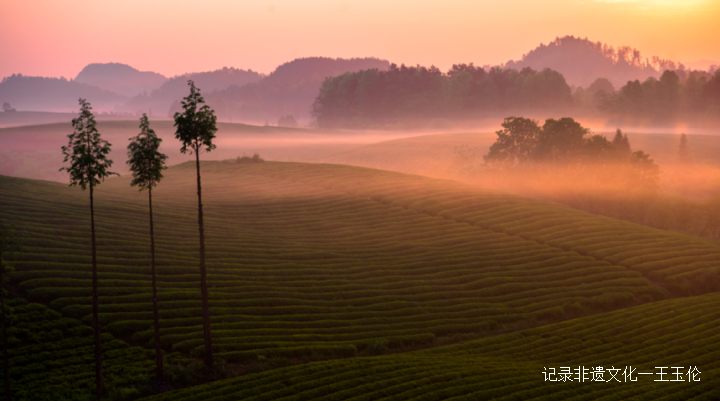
0, 74, 127, 112
505, 36, 681, 88
74, 62, 168, 97
205, 57, 391, 123
119, 67, 264, 115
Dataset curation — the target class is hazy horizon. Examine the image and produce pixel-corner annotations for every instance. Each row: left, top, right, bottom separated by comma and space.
2, 0, 719, 80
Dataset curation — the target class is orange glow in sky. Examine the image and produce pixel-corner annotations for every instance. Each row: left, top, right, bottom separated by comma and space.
1, 0, 718, 79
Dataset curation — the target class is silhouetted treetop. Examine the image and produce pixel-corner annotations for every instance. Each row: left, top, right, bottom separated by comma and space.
588, 78, 614, 95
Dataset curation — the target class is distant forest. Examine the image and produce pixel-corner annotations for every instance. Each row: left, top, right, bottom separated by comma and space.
312, 64, 573, 128
594, 70, 720, 123
312, 64, 720, 128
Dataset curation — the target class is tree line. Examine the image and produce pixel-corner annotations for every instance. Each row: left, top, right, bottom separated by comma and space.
311, 63, 573, 128
595, 69, 720, 123
1, 81, 219, 399
311, 63, 720, 129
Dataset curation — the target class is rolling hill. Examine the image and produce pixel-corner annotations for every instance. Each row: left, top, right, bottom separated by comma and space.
3, 161, 720, 398
144, 290, 720, 400
75, 63, 168, 97
0, 74, 128, 112
2, 161, 720, 399
504, 36, 679, 88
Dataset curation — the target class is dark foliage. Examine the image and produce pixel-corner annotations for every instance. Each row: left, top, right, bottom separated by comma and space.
127, 114, 167, 191
173, 81, 217, 370
311, 64, 573, 128
599, 70, 720, 122
59, 98, 117, 398
127, 114, 168, 380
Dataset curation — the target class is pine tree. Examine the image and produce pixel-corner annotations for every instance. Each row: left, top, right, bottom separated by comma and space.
60, 98, 116, 397
173, 81, 218, 369
127, 114, 168, 379
612, 128, 632, 157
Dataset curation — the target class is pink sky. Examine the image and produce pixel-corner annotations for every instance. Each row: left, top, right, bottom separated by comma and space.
1, 0, 719, 79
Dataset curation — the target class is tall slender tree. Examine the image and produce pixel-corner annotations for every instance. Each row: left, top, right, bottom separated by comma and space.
0, 220, 23, 401
127, 114, 168, 379
173, 81, 218, 369
60, 98, 116, 398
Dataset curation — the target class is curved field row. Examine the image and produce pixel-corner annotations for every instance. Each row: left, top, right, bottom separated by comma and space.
0, 162, 714, 360
243, 162, 720, 294
144, 291, 720, 400
0, 298, 154, 400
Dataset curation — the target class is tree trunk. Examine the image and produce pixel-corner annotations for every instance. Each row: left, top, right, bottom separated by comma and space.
90, 184, 106, 397
149, 188, 164, 380
1, 250, 10, 401
195, 151, 213, 369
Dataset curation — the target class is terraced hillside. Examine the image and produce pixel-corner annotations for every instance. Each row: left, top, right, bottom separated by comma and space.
2, 161, 719, 366
1, 298, 154, 400
144, 291, 720, 400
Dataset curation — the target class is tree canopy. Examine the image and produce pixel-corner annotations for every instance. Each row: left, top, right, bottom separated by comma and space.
485, 117, 656, 169
60, 99, 117, 189
127, 114, 167, 190
174, 81, 218, 155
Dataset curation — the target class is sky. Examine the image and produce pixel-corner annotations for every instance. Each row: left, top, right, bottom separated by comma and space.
1, 0, 719, 79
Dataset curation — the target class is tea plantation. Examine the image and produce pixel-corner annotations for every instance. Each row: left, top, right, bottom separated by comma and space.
1, 298, 154, 400
1, 161, 719, 398
145, 291, 720, 400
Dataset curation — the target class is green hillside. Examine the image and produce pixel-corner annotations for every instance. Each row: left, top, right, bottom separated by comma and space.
144, 291, 720, 400
1, 298, 154, 400
2, 161, 720, 398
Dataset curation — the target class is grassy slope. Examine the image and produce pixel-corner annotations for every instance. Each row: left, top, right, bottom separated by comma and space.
144, 291, 720, 400
3, 161, 720, 399
2, 161, 719, 364
1, 298, 154, 400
